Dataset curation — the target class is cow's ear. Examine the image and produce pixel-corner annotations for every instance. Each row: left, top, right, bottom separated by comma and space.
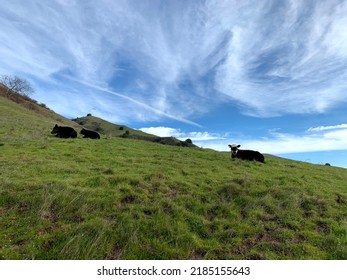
237, 145, 241, 148
228, 144, 232, 148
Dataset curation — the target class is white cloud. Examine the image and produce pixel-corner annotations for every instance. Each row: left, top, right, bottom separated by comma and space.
1, 0, 347, 122
139, 127, 225, 141
211, 0, 347, 116
184, 132, 225, 141
177, 124, 347, 155
139, 127, 182, 138
307, 124, 347, 132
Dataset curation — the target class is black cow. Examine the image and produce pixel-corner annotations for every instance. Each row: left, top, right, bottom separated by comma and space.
80, 128, 100, 139
228, 144, 264, 163
51, 124, 77, 138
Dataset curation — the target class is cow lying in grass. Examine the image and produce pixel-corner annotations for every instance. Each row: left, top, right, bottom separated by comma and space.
80, 128, 100, 139
228, 144, 265, 163
51, 124, 77, 138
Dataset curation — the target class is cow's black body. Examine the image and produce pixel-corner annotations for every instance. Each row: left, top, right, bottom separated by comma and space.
51, 124, 77, 138
229, 144, 264, 163
80, 128, 100, 139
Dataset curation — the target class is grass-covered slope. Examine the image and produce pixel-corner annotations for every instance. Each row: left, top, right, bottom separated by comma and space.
0, 95, 80, 142
1, 95, 347, 260
72, 115, 154, 138
72, 115, 197, 147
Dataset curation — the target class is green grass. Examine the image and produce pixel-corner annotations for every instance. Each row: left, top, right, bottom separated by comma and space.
1, 95, 347, 259
72, 115, 195, 147
72, 115, 155, 138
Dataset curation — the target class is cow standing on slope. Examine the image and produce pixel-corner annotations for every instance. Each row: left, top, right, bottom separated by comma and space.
228, 144, 265, 163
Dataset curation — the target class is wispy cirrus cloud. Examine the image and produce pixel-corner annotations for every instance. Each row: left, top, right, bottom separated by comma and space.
1, 1, 347, 123
63, 76, 203, 127
211, 0, 347, 116
307, 124, 347, 132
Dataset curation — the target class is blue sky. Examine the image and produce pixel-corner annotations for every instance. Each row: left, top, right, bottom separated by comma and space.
1, 0, 347, 167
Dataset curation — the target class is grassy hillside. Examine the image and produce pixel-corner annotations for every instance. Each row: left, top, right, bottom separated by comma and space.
0, 95, 81, 142
1, 95, 347, 260
72, 115, 154, 138
73, 115, 197, 147
0, 84, 80, 132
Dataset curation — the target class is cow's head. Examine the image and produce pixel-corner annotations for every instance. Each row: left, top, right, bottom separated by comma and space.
228, 144, 241, 155
51, 124, 59, 134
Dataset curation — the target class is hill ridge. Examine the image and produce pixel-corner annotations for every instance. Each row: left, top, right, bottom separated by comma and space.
1, 83, 196, 147
0, 83, 81, 129
72, 115, 197, 147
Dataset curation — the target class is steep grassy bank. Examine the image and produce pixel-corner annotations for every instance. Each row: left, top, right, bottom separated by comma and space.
1, 95, 347, 259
